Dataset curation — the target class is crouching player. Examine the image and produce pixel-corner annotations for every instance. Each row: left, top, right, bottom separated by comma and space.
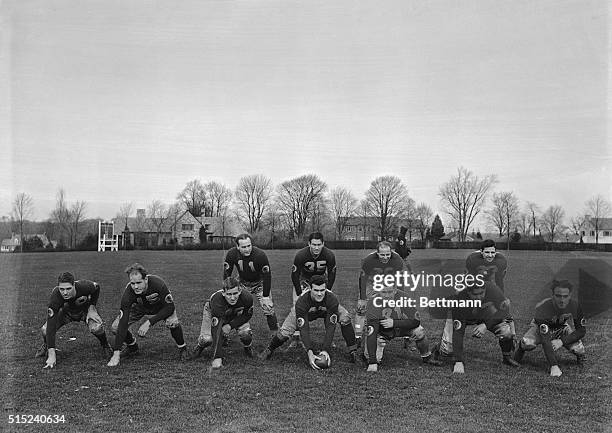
191, 277, 254, 369
451, 280, 520, 374
35, 272, 111, 369
513, 279, 586, 377
107, 263, 188, 367
365, 283, 442, 372
259, 275, 358, 369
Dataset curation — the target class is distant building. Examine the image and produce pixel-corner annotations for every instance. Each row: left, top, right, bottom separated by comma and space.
342, 216, 419, 241
580, 216, 612, 244
1, 235, 20, 253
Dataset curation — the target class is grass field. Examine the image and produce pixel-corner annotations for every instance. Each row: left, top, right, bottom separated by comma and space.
2, 249, 611, 433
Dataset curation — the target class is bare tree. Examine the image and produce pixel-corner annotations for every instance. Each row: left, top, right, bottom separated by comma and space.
205, 181, 233, 217
177, 179, 206, 217
570, 215, 586, 236
439, 167, 497, 242
329, 186, 357, 240
364, 176, 412, 240
117, 202, 134, 230
308, 196, 331, 234
235, 174, 273, 233
51, 188, 72, 248
12, 193, 34, 252
147, 200, 168, 246
541, 205, 565, 242
488, 193, 506, 238
70, 201, 87, 248
526, 202, 540, 238
414, 203, 433, 241
276, 174, 327, 239
488, 191, 519, 246
166, 202, 184, 245
585, 195, 612, 244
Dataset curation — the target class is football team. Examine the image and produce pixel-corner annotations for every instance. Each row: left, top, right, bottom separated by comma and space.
34, 233, 587, 377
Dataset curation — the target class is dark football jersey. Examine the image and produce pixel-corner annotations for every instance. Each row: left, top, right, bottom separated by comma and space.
295, 290, 340, 351
366, 289, 420, 340
45, 280, 100, 349
533, 298, 585, 345
465, 251, 507, 290
113, 275, 175, 350
291, 246, 337, 294
394, 236, 411, 259
358, 251, 406, 299
209, 289, 254, 359
223, 246, 272, 296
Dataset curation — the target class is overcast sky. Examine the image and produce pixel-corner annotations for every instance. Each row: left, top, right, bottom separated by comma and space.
1, 0, 609, 231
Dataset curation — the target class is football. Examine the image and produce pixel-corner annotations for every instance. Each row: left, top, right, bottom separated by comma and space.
314, 351, 331, 369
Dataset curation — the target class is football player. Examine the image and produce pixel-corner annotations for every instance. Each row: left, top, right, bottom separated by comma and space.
288, 232, 337, 347
450, 279, 520, 374
259, 275, 358, 368
394, 225, 413, 272
439, 239, 509, 357
365, 283, 442, 372
223, 234, 278, 332
355, 241, 407, 345
35, 272, 111, 369
107, 263, 187, 367
513, 279, 586, 376
191, 277, 254, 369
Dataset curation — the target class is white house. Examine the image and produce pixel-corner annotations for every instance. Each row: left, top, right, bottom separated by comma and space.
580, 216, 612, 244
1, 235, 20, 253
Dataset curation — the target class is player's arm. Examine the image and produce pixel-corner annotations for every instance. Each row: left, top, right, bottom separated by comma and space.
291, 254, 303, 295
80, 280, 101, 306
210, 313, 227, 361
326, 253, 337, 290
496, 256, 508, 290
296, 305, 314, 351
321, 302, 340, 352
392, 310, 420, 332
535, 321, 558, 367
223, 250, 235, 280
259, 254, 272, 297
451, 313, 467, 363
358, 267, 367, 300
112, 299, 133, 351
45, 304, 61, 351
560, 306, 586, 346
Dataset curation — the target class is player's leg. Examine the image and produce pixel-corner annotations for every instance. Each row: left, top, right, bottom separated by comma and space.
192, 302, 214, 358
560, 323, 586, 365
513, 321, 540, 363
337, 304, 358, 362
288, 280, 309, 348
439, 313, 454, 356
112, 306, 144, 355
237, 322, 254, 357
259, 308, 293, 360
491, 319, 519, 367
35, 309, 71, 357
248, 280, 279, 332
164, 311, 188, 360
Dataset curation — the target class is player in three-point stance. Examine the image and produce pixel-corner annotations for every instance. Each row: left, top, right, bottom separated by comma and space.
450, 279, 520, 374
355, 241, 407, 346
438, 239, 509, 357
107, 263, 188, 367
223, 234, 279, 333
190, 277, 254, 369
259, 275, 359, 368
513, 279, 586, 377
35, 272, 111, 369
288, 232, 337, 348
364, 283, 442, 372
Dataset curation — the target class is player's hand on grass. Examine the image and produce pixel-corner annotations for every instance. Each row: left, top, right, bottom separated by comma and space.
367, 363, 378, 372
43, 348, 56, 369
453, 362, 465, 374
261, 297, 274, 314
472, 323, 487, 338
550, 365, 562, 377
307, 349, 321, 370
380, 318, 394, 328
137, 320, 151, 337
221, 324, 232, 335
107, 351, 121, 367
551, 339, 563, 351
211, 358, 223, 369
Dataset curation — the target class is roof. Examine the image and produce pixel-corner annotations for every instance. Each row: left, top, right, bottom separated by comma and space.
1, 238, 19, 247
113, 210, 203, 233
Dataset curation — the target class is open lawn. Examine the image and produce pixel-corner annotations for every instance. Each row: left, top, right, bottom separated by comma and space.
1, 249, 611, 432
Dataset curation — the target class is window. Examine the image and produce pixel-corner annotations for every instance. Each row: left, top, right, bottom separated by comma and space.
590, 231, 595, 236
604, 231, 610, 236
181, 237, 193, 245
581, 231, 585, 236
182, 224, 194, 231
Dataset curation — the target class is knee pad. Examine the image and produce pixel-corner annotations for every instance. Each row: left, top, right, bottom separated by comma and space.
198, 335, 213, 347
238, 326, 252, 339
41, 323, 47, 337
568, 341, 585, 355
520, 337, 536, 351
165, 317, 180, 329
88, 320, 104, 336
340, 315, 352, 327
495, 322, 513, 340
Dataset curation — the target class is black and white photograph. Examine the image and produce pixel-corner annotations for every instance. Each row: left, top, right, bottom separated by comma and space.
1, 1, 610, 432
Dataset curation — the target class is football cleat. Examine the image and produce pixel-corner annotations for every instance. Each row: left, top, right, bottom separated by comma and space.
177, 346, 189, 361
35, 342, 48, 358
190, 344, 205, 360
120, 343, 139, 357
258, 348, 273, 361
422, 354, 444, 366
243, 345, 254, 358
502, 355, 520, 368
550, 365, 562, 377
348, 350, 358, 364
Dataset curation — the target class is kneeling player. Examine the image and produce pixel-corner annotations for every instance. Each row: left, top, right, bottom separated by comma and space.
513, 279, 586, 377
365, 283, 442, 372
107, 263, 188, 367
35, 272, 111, 369
451, 280, 520, 374
259, 275, 358, 369
191, 277, 254, 369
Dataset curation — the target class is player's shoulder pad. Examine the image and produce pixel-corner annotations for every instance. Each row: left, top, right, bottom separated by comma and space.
535, 297, 552, 310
